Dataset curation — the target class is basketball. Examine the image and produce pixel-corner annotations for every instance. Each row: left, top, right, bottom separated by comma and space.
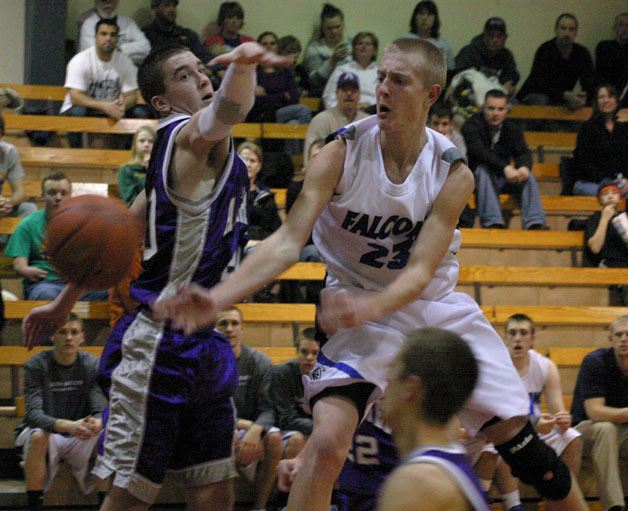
46, 195, 143, 289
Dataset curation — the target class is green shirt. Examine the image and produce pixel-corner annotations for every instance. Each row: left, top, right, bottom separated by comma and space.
118, 163, 147, 206
5, 208, 59, 285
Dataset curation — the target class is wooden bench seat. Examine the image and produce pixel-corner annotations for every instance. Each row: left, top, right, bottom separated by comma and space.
493, 305, 628, 327
511, 105, 592, 122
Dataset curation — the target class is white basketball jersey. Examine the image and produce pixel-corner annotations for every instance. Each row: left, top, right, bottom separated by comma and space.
521, 349, 550, 422
313, 116, 465, 300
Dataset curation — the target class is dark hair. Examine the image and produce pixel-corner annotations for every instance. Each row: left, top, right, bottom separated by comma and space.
66, 312, 84, 329
0, 115, 4, 136
409, 1, 440, 38
592, 83, 619, 118
295, 327, 319, 349
484, 88, 508, 102
505, 313, 536, 335
218, 1, 244, 27
42, 171, 70, 194
257, 31, 278, 44
400, 328, 478, 424
319, 3, 344, 38
138, 44, 188, 115
429, 103, 452, 119
555, 12, 578, 30
352, 32, 378, 62
277, 35, 302, 56
95, 17, 119, 35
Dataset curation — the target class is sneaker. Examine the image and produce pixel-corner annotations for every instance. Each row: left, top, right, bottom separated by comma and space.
526, 223, 549, 230
508, 505, 524, 511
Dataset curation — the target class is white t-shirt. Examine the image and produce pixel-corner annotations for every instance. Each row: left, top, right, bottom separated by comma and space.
60, 46, 138, 113
79, 12, 150, 66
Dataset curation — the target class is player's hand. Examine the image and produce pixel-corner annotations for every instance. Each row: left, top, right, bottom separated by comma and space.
237, 427, 264, 465
83, 416, 103, 434
535, 413, 556, 435
318, 287, 380, 335
553, 411, 572, 432
209, 42, 294, 69
278, 457, 302, 492
69, 419, 95, 440
22, 302, 68, 350
152, 283, 217, 334
22, 266, 48, 282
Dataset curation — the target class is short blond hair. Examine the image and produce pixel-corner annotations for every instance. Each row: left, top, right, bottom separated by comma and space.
383, 37, 446, 88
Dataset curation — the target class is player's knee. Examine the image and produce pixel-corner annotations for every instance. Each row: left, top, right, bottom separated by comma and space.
495, 422, 572, 501
27, 431, 49, 455
309, 429, 351, 469
264, 431, 282, 457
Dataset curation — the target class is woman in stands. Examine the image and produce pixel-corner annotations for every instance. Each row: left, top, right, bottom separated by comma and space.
571, 84, 628, 196
404, 1, 455, 71
303, 3, 352, 97
117, 125, 155, 206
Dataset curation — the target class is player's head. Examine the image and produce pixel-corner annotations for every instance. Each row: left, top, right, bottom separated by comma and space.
596, 178, 622, 207
139, 45, 213, 117
296, 327, 319, 375
130, 125, 156, 165
377, 38, 444, 132
483, 89, 509, 127
95, 18, 119, 55
410, 1, 440, 39
504, 313, 536, 360
609, 316, 628, 359
42, 171, 71, 215
428, 103, 453, 137
237, 141, 263, 185
216, 306, 244, 354
593, 84, 619, 118
383, 327, 478, 432
52, 312, 85, 357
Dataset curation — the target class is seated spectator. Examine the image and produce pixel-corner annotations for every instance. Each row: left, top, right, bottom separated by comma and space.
462, 89, 547, 229
0, 87, 23, 112
585, 179, 628, 305
595, 13, 628, 107
117, 124, 155, 206
78, 0, 151, 66
270, 330, 319, 454
571, 84, 628, 196
203, 2, 253, 57
238, 141, 282, 255
517, 13, 595, 109
143, 0, 212, 65
428, 104, 467, 159
403, 1, 454, 71
570, 315, 628, 511
303, 3, 351, 97
322, 32, 378, 111
5, 172, 109, 301
216, 306, 282, 511
493, 313, 583, 511
0, 115, 37, 221
277, 35, 306, 90
60, 19, 148, 148
304, 72, 368, 164
455, 17, 519, 97
15, 313, 107, 511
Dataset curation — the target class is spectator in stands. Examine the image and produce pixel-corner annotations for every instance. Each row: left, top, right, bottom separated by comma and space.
143, 0, 212, 64
277, 35, 305, 89
60, 18, 146, 148
462, 89, 547, 229
304, 72, 368, 164
428, 104, 467, 159
584, 179, 628, 305
493, 313, 583, 511
270, 330, 319, 447
595, 13, 628, 107
238, 141, 282, 255
15, 313, 107, 511
303, 3, 351, 97
403, 1, 454, 71
5, 172, 108, 301
322, 32, 378, 111
571, 315, 628, 511
0, 87, 23, 112
117, 124, 155, 206
571, 84, 628, 196
455, 17, 519, 97
79, 0, 151, 66
0, 115, 37, 221
215, 306, 282, 511
517, 13, 595, 109
203, 2, 253, 57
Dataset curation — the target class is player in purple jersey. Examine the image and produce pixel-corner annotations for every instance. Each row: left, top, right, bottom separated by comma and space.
378, 327, 489, 511
22, 43, 291, 511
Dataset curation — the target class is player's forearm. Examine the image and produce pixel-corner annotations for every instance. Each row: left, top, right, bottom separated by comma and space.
374, 264, 435, 316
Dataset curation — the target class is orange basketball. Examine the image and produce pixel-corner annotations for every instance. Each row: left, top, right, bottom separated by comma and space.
46, 195, 143, 289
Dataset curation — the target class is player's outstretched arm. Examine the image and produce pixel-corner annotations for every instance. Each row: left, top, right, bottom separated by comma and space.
319, 162, 474, 334
22, 283, 86, 349
153, 140, 346, 333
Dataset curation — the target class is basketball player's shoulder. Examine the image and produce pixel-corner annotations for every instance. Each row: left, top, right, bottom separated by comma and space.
332, 115, 378, 145
427, 127, 465, 167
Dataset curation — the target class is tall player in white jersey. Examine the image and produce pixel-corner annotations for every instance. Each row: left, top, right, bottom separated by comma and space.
155, 38, 587, 511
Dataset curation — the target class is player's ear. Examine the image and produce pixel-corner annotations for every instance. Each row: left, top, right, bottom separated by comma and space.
404, 374, 422, 404
151, 95, 170, 115
427, 84, 442, 104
